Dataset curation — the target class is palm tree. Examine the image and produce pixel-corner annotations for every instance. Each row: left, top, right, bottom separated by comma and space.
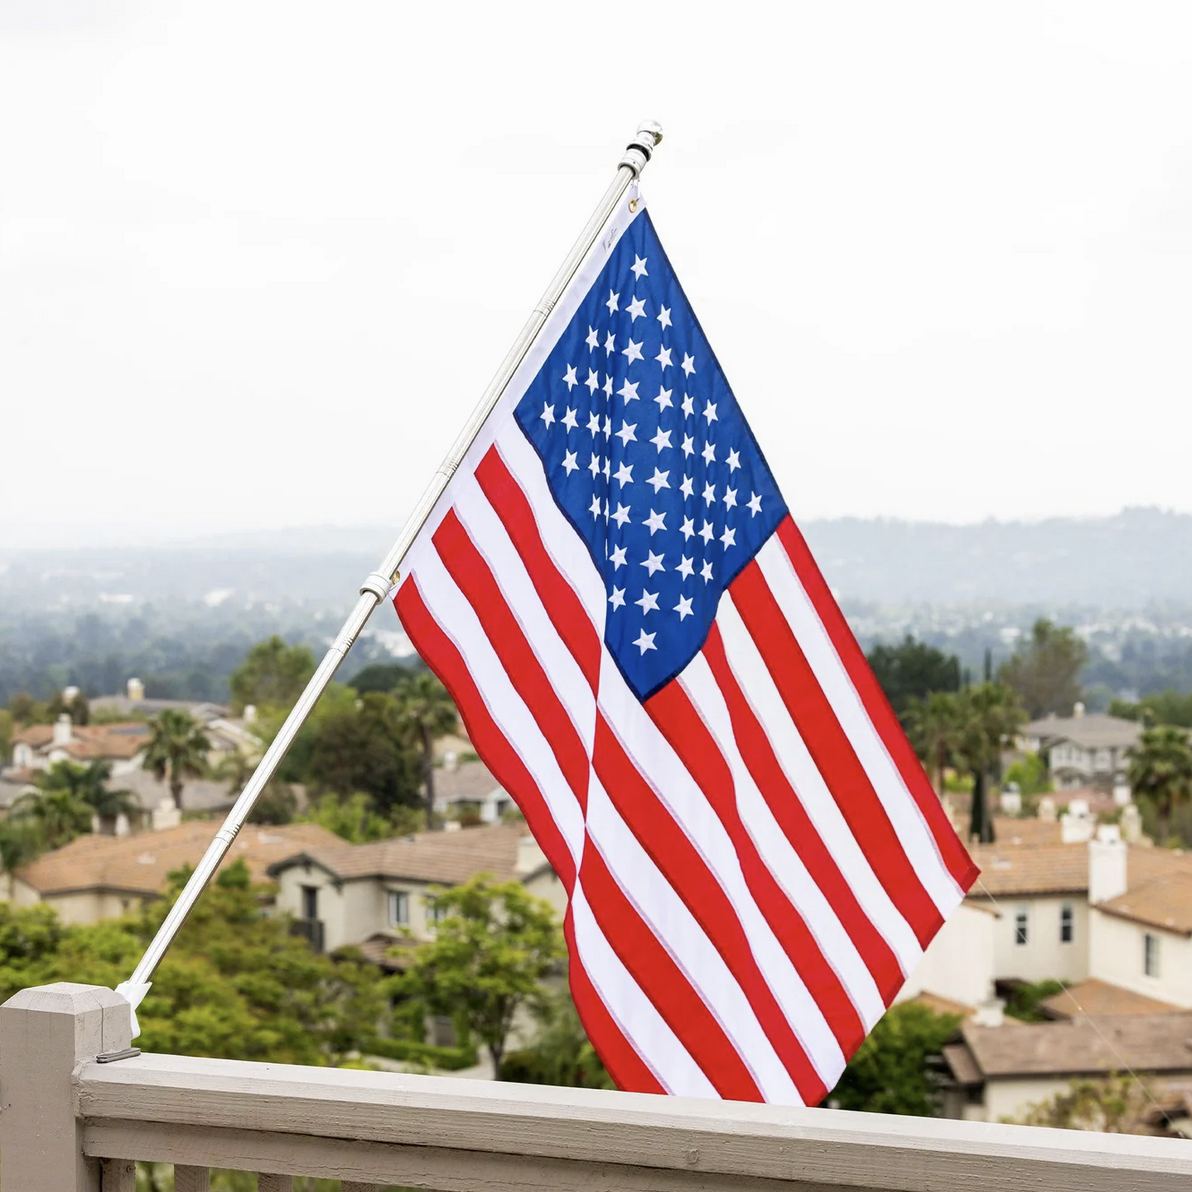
1126, 725, 1192, 844
395, 673, 459, 829
905, 691, 965, 796
12, 788, 93, 851
36, 759, 137, 833
142, 709, 212, 810
954, 683, 1027, 844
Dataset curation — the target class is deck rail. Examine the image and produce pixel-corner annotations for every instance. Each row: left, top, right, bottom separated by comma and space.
3, 982, 1191, 1191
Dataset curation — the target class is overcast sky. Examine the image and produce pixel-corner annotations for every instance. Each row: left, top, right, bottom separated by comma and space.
3, 2, 1191, 550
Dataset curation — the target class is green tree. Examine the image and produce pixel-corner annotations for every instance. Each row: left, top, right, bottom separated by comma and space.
349, 662, 418, 694
866, 637, 961, 718
499, 986, 614, 1089
401, 876, 565, 1077
0, 818, 48, 894
904, 691, 965, 795
1110, 689, 1192, 729
143, 709, 212, 810
11, 788, 93, 851
36, 759, 137, 831
0, 707, 13, 763
48, 689, 90, 725
1011, 1075, 1152, 1133
228, 636, 315, 715
998, 618, 1088, 720
8, 692, 49, 725
394, 673, 458, 829
1126, 724, 1192, 844
953, 683, 1027, 843
831, 1002, 960, 1116
1002, 979, 1066, 1023
1003, 752, 1053, 799
299, 792, 421, 842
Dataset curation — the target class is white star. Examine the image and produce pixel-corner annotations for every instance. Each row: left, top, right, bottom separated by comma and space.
655, 344, 672, 369
723, 487, 738, 509
631, 254, 649, 280
646, 467, 670, 493
700, 519, 715, 544
679, 474, 694, 499
681, 353, 696, 376
626, 295, 647, 321
677, 555, 695, 579
610, 543, 628, 568
562, 407, 578, 431
540, 402, 555, 427
644, 508, 667, 535
604, 373, 613, 397
613, 461, 634, 487
657, 305, 672, 330
609, 586, 625, 610
633, 628, 657, 654
618, 379, 640, 403
674, 595, 694, 621
562, 450, 578, 475
587, 453, 600, 477
563, 365, 578, 391
680, 516, 695, 540
700, 560, 714, 582
606, 290, 620, 315
586, 326, 599, 350
587, 411, 601, 435
602, 414, 612, 437
622, 339, 644, 364
611, 503, 632, 528
702, 482, 716, 506
748, 492, 763, 517
589, 494, 602, 520
654, 386, 673, 411
720, 525, 736, 548
615, 421, 637, 446
641, 550, 665, 576
585, 369, 599, 394
701, 441, 716, 465
604, 331, 616, 356
681, 434, 694, 458
726, 448, 741, 473
650, 427, 672, 452
703, 400, 718, 424
635, 590, 660, 616
681, 393, 695, 417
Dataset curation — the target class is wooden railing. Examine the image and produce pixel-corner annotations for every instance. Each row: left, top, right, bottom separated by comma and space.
2, 982, 1191, 1191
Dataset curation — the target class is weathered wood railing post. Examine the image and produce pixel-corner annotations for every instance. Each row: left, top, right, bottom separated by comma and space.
0, 982, 133, 1192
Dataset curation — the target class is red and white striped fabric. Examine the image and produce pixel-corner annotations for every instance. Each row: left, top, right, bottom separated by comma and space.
392, 189, 977, 1105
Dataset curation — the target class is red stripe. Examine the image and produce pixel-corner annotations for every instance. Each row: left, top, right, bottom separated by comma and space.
592, 713, 829, 1104
432, 511, 590, 813
578, 837, 764, 1102
701, 624, 906, 1005
476, 446, 602, 693
563, 908, 665, 1096
645, 681, 866, 1056
776, 518, 977, 892
729, 562, 943, 947
392, 580, 576, 891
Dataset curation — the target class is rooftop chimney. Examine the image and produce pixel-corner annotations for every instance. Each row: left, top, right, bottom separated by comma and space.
1089, 826, 1128, 904
1073, 701, 1086, 718
973, 998, 1005, 1028
1061, 799, 1094, 843
52, 713, 72, 748
127, 677, 144, 703
1120, 802, 1143, 844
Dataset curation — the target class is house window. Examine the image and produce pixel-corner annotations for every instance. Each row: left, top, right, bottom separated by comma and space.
388, 890, 409, 928
1144, 933, 1160, 978
1060, 903, 1074, 944
301, 885, 319, 921
1015, 907, 1029, 945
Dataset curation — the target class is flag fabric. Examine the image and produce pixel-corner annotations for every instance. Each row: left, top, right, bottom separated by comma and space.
392, 187, 978, 1105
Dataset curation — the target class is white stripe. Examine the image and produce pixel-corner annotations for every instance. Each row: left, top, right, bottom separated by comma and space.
754, 537, 962, 914
585, 771, 800, 1104
716, 592, 923, 977
596, 651, 845, 1089
495, 422, 608, 630
569, 884, 718, 1100
679, 653, 886, 1031
452, 479, 598, 753
408, 551, 586, 870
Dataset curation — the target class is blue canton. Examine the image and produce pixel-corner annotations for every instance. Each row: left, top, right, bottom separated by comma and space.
514, 212, 787, 699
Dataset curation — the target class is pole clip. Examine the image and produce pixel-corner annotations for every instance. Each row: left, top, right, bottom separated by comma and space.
359, 571, 394, 600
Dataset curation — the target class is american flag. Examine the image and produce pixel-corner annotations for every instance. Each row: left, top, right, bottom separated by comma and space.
393, 191, 977, 1105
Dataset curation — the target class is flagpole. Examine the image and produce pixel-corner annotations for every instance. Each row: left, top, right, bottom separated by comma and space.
117, 120, 664, 1020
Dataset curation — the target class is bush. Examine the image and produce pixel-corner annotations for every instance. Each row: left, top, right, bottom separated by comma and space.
364, 1036, 478, 1070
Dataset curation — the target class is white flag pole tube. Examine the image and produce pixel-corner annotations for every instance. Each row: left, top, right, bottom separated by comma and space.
118, 121, 664, 1021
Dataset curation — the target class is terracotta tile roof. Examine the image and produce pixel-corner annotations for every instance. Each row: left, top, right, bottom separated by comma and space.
1042, 979, 1185, 1020
1098, 870, 1192, 936
990, 817, 1063, 847
268, 822, 540, 886
11, 725, 53, 748
14, 723, 150, 761
908, 992, 976, 1019
16, 821, 343, 898
941, 1042, 982, 1086
959, 1014, 1192, 1079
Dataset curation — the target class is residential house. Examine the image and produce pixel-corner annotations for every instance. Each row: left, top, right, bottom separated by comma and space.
8, 821, 342, 926
1020, 709, 1140, 793
267, 822, 564, 962
10, 716, 149, 776
435, 758, 514, 825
